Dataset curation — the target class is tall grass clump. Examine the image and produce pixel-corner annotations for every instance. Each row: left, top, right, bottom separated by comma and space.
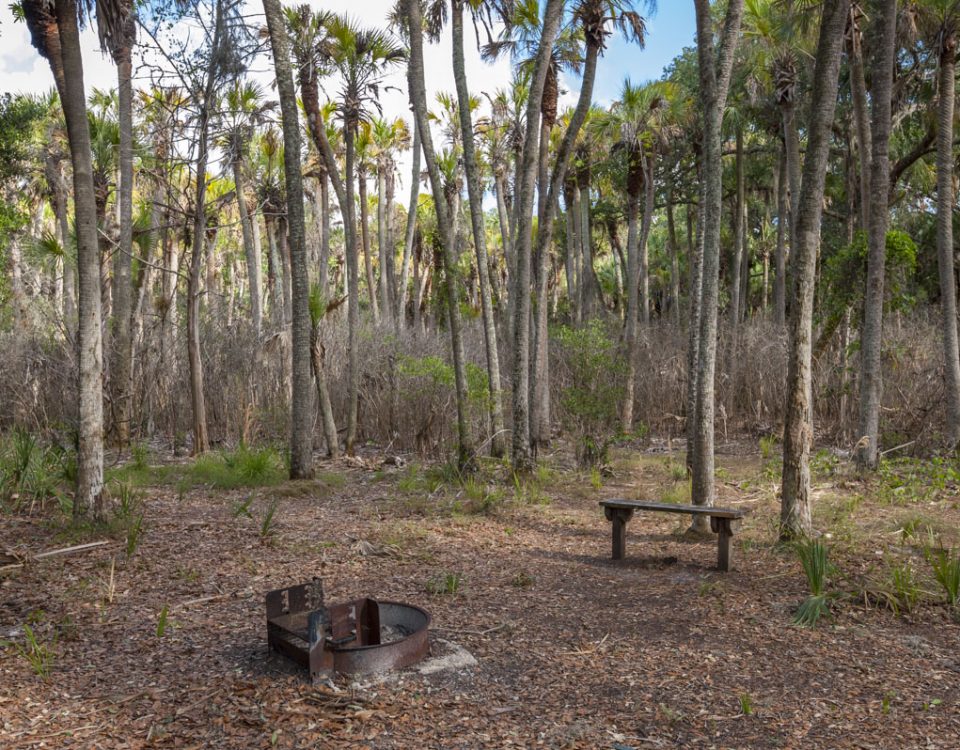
793, 539, 833, 627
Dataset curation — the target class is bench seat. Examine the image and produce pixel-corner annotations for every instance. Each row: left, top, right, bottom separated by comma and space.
599, 499, 746, 571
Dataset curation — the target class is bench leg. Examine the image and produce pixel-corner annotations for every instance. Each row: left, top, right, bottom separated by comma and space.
612, 511, 628, 560
714, 518, 734, 572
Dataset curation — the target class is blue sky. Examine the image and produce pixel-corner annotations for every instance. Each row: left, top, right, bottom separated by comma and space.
579, 3, 697, 106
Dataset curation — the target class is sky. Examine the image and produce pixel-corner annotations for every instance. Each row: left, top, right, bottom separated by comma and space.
0, 1, 697, 186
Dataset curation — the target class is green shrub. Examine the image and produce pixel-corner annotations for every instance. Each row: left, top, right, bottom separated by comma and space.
553, 321, 627, 468
926, 546, 960, 607
793, 539, 833, 627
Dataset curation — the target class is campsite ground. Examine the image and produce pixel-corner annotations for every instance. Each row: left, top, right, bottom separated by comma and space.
2, 441, 959, 749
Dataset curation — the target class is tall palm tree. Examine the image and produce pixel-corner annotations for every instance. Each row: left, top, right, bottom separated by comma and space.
23, 0, 104, 519
855, 0, 899, 470
96, 0, 137, 449
690, 0, 745, 527
780, 0, 850, 539
263, 0, 314, 479
319, 14, 404, 453
370, 116, 410, 326
219, 81, 273, 337
450, 0, 509, 457
913, 0, 960, 448
403, 0, 477, 470
354, 123, 380, 323
593, 78, 670, 433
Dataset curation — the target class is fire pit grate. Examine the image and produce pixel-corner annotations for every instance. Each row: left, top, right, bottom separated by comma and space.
266, 579, 431, 680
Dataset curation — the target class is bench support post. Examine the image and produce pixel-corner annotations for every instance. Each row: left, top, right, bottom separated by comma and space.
711, 517, 734, 572
604, 507, 633, 560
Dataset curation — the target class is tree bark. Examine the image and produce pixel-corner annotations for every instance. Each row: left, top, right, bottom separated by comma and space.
111, 35, 134, 449
234, 159, 263, 336
935, 30, 960, 448
397, 119, 420, 327
855, 0, 898, 470
774, 142, 787, 325
452, 0, 506, 457
780, 0, 850, 539
509, 0, 565, 471
264, 0, 314, 478
691, 0, 745, 526
404, 0, 476, 469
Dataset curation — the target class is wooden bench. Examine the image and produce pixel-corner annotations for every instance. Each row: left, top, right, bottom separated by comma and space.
600, 500, 746, 571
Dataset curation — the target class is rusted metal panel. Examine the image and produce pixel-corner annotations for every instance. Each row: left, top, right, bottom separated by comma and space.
266, 580, 431, 681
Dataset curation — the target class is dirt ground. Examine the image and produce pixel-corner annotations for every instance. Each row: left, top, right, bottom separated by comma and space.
2, 443, 959, 749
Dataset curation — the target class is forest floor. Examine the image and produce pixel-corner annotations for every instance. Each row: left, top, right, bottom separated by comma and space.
2, 439, 960, 749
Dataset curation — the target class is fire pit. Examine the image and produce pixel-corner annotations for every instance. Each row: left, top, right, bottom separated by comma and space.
266, 579, 431, 681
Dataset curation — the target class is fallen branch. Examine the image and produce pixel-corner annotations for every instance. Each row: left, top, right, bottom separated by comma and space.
0, 540, 111, 572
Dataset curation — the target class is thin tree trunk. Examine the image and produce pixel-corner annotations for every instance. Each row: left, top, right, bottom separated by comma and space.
935, 31, 960, 448
318, 175, 331, 298
234, 159, 263, 336
452, 0, 506, 457
377, 165, 392, 322
111, 37, 134, 449
855, 0, 897, 470
666, 186, 681, 326
691, 0, 745, 527
730, 126, 744, 332
508, 0, 565, 471
54, 0, 105, 519
264, 0, 314, 479
780, 0, 850, 539
404, 0, 476, 469
848, 14, 872, 231
398, 120, 421, 328
359, 172, 379, 324
623, 178, 641, 433
774, 142, 787, 325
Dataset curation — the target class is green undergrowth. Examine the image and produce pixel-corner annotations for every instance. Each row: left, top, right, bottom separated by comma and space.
109, 444, 286, 491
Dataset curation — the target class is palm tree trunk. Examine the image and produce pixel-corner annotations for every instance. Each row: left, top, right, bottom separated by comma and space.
622, 184, 641, 433
398, 120, 420, 328
691, 0, 745, 526
108, 37, 135, 449
730, 126, 744, 331
358, 172, 379, 324
774, 142, 787, 325
780, 0, 850, 539
935, 30, 960, 448
848, 17, 871, 231
318, 175, 331, 298
666, 187, 681, 326
404, 0, 476, 469
639, 150, 655, 325
377, 165, 392, 322
50, 0, 104, 519
855, 0, 898, 470
530, 39, 600, 452
344, 126, 362, 453
452, 0, 506, 457
264, 0, 314, 478
234, 159, 263, 336
508, 0, 565, 471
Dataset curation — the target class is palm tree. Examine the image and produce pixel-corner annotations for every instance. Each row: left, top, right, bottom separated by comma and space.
97, 0, 137, 449
354, 123, 380, 323
855, 0, 899, 470
263, 0, 314, 480
319, 14, 404, 453
689, 0, 745, 527
403, 0, 479, 469
592, 78, 670, 433
23, 0, 105, 519
449, 0, 509, 457
780, 0, 850, 539
370, 116, 410, 326
913, 0, 960, 448
219, 81, 273, 337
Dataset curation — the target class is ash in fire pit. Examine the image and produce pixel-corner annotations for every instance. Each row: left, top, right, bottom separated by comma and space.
266, 579, 431, 681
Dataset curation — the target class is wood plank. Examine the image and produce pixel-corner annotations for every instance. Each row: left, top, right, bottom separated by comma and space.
599, 500, 744, 519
